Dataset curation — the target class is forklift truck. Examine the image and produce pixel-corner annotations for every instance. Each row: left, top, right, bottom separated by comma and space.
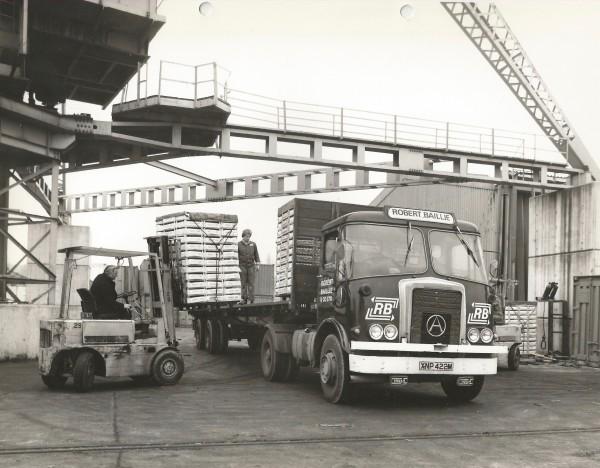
39, 245, 184, 392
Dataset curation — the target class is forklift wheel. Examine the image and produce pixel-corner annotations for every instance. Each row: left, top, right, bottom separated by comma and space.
151, 350, 184, 386
73, 351, 96, 393
41, 374, 67, 390
508, 345, 521, 371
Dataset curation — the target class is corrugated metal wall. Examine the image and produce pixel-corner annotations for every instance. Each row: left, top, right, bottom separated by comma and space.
373, 184, 500, 268
529, 182, 600, 364
572, 277, 600, 365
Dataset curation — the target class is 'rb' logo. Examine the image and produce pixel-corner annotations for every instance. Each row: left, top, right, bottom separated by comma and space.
365, 297, 399, 321
468, 303, 491, 325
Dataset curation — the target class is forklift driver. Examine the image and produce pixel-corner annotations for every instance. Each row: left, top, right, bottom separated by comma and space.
90, 266, 132, 320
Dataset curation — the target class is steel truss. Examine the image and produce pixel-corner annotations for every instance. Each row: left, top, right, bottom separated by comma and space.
442, 2, 600, 180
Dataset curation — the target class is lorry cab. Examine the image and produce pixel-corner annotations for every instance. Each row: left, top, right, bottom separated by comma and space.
313, 206, 504, 402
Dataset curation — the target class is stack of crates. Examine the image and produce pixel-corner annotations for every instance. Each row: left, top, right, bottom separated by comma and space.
275, 207, 294, 297
156, 212, 241, 304
274, 199, 378, 310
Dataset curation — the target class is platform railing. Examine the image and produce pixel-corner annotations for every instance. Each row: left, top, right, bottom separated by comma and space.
118, 61, 566, 164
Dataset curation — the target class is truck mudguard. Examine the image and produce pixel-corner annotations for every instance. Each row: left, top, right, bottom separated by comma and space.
313, 318, 351, 365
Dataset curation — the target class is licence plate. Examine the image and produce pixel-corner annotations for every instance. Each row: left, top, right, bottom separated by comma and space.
390, 376, 408, 385
419, 361, 454, 371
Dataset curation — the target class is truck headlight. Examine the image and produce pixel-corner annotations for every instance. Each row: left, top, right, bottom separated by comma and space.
467, 328, 480, 343
480, 328, 493, 343
384, 324, 398, 340
369, 324, 383, 340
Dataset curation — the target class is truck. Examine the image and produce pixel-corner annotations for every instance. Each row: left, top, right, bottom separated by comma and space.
170, 198, 506, 403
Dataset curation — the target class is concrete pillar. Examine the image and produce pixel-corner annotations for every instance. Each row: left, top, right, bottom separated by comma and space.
48, 162, 60, 304
0, 163, 8, 301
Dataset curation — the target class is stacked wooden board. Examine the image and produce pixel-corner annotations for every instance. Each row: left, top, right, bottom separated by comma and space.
275, 199, 379, 311
505, 301, 538, 357
156, 212, 241, 304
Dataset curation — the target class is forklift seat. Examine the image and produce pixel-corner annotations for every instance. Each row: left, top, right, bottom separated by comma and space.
77, 288, 97, 319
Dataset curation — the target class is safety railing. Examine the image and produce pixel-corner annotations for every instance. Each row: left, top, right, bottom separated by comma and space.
120, 60, 231, 106
119, 61, 566, 164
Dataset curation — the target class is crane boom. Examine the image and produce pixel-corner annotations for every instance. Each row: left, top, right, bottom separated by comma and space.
442, 2, 599, 181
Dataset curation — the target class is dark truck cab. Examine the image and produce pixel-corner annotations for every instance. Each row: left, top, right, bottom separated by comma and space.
301, 206, 505, 402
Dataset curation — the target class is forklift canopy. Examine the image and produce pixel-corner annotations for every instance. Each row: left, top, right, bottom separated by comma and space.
58, 246, 155, 258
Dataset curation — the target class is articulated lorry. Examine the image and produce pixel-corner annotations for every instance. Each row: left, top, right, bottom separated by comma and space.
168, 198, 506, 403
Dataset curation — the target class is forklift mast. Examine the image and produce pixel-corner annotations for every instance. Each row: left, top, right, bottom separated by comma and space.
147, 236, 177, 344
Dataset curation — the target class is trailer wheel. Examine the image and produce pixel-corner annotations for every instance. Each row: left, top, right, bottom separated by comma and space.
151, 350, 184, 386
73, 351, 96, 393
441, 376, 484, 403
260, 329, 287, 381
206, 319, 219, 354
319, 334, 352, 404
217, 320, 229, 353
508, 345, 520, 371
194, 319, 206, 350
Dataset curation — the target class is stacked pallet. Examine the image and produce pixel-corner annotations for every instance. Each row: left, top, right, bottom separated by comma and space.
505, 302, 537, 356
275, 207, 294, 296
156, 212, 241, 304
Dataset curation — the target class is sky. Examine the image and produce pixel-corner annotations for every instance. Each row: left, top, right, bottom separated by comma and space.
11, 0, 600, 271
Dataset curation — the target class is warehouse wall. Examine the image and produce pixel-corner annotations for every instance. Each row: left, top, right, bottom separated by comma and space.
26, 224, 90, 305
0, 304, 79, 361
529, 182, 600, 362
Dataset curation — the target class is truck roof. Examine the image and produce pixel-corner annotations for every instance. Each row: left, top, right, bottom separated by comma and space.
322, 211, 480, 233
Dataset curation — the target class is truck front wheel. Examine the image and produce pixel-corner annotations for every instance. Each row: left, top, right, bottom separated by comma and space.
319, 334, 351, 404
441, 376, 484, 403
508, 345, 520, 371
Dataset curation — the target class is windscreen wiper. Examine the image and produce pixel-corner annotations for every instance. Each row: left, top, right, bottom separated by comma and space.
404, 222, 414, 266
455, 226, 480, 268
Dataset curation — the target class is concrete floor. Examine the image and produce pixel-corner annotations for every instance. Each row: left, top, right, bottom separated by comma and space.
1, 328, 600, 468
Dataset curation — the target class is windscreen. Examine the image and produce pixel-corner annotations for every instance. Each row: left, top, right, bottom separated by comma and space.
342, 224, 427, 278
429, 230, 487, 284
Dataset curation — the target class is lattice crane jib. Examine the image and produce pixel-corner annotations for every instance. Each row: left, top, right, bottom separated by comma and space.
442, 1, 599, 181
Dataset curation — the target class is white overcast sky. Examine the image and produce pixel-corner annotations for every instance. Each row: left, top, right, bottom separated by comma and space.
12, 0, 600, 266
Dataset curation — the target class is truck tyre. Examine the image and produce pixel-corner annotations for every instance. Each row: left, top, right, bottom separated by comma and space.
319, 334, 352, 404
508, 345, 520, 371
206, 319, 219, 354
73, 351, 96, 393
151, 349, 184, 386
441, 376, 484, 403
217, 320, 229, 353
260, 329, 287, 381
194, 319, 206, 350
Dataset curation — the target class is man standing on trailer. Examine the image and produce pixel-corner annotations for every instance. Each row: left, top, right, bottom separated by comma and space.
238, 229, 260, 304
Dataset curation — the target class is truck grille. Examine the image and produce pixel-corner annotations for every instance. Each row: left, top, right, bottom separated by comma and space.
410, 289, 462, 345
40, 329, 52, 348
